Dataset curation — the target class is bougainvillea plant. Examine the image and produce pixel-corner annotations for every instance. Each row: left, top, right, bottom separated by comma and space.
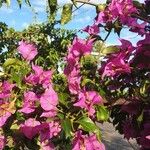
0, 0, 150, 150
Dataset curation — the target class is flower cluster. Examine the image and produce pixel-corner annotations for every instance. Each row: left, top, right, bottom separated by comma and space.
0, 0, 150, 149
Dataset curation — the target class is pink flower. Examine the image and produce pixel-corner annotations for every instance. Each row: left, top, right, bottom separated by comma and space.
131, 35, 150, 69
69, 37, 94, 58
20, 118, 41, 139
102, 55, 131, 78
72, 131, 105, 150
74, 90, 103, 116
96, 0, 137, 26
146, 135, 150, 140
0, 112, 11, 127
0, 135, 6, 150
121, 102, 140, 115
40, 141, 55, 150
18, 41, 38, 61
25, 64, 53, 88
38, 122, 61, 142
122, 119, 137, 140
84, 134, 105, 150
130, 21, 147, 36
19, 91, 38, 114
139, 123, 150, 149
83, 24, 100, 35
40, 86, 58, 117
68, 76, 81, 95
64, 56, 77, 76
0, 81, 15, 99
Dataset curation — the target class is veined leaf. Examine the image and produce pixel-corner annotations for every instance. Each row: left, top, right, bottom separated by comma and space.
17, 0, 22, 8
3, 58, 21, 68
6, 0, 10, 6
96, 106, 109, 121
61, 3, 73, 25
62, 118, 72, 138
102, 45, 119, 55
25, 0, 31, 6
48, 0, 57, 14
77, 116, 101, 141
77, 116, 98, 132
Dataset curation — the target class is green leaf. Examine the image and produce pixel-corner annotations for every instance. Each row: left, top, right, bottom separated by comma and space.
3, 58, 21, 68
61, 3, 73, 25
0, 1, 3, 7
77, 116, 98, 132
96, 4, 106, 13
114, 20, 122, 36
58, 93, 69, 107
15, 112, 25, 121
62, 118, 72, 138
48, 0, 57, 14
96, 106, 109, 121
17, 0, 22, 8
77, 116, 101, 141
57, 113, 65, 120
25, 0, 31, 6
137, 111, 143, 123
102, 46, 119, 55
6, 0, 10, 6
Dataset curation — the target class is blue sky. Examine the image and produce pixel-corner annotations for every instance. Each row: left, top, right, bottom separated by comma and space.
0, 0, 145, 45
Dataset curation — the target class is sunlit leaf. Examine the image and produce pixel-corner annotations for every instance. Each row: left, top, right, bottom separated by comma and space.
3, 58, 21, 68
0, 100, 16, 117
62, 118, 72, 138
77, 116, 98, 132
61, 3, 73, 25
102, 45, 119, 55
6, 0, 10, 6
17, 0, 22, 8
96, 106, 109, 121
25, 0, 31, 6
48, 0, 57, 14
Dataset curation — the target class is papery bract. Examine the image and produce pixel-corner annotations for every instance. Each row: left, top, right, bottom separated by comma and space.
72, 131, 105, 150
123, 119, 138, 140
20, 118, 41, 139
83, 24, 100, 35
69, 37, 94, 58
38, 122, 61, 142
139, 123, 150, 149
0, 81, 15, 99
131, 35, 150, 69
74, 90, 103, 116
40, 141, 55, 150
0, 112, 11, 127
25, 64, 53, 88
102, 55, 131, 78
40, 85, 58, 117
19, 91, 38, 114
0, 135, 6, 150
18, 41, 38, 61
84, 134, 105, 150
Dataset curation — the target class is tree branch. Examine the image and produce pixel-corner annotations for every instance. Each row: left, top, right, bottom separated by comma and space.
131, 13, 150, 23
73, 0, 97, 7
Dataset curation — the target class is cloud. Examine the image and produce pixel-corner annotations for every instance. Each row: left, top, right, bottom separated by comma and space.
30, 0, 46, 13
0, 5, 13, 14
10, 20, 16, 26
22, 22, 29, 28
74, 16, 91, 23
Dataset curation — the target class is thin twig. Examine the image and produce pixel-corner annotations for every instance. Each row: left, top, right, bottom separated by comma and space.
131, 13, 150, 23
104, 29, 111, 41
127, 140, 137, 150
73, 0, 97, 7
